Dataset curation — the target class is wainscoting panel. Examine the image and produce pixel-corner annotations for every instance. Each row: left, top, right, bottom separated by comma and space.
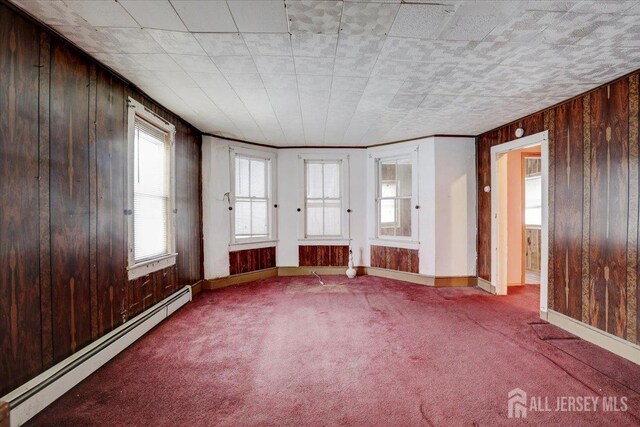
299, 245, 349, 267
229, 247, 277, 275
370, 245, 419, 274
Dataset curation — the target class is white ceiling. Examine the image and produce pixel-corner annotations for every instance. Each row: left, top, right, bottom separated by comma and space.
12, 0, 640, 146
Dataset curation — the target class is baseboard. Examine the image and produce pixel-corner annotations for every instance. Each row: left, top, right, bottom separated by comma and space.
547, 310, 640, 365
364, 267, 434, 285
434, 276, 477, 287
191, 280, 204, 297
477, 277, 495, 294
204, 268, 278, 290
0, 402, 8, 427
205, 267, 476, 289
278, 266, 366, 276
2, 286, 193, 427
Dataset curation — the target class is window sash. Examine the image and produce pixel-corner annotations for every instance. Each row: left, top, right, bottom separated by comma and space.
233, 154, 271, 241
376, 156, 413, 239
305, 160, 342, 237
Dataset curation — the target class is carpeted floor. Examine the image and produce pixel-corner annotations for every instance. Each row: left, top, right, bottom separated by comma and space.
29, 275, 639, 426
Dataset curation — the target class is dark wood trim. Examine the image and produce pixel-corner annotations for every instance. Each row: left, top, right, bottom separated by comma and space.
433, 276, 477, 287
88, 63, 98, 340
203, 132, 476, 150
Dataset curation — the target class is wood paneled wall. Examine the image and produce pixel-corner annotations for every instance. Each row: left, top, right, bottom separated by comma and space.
0, 2, 203, 396
370, 245, 419, 274
229, 247, 276, 275
298, 245, 349, 267
477, 70, 640, 345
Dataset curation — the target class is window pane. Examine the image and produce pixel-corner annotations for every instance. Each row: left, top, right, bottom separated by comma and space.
323, 202, 341, 236
525, 175, 542, 226
235, 200, 251, 237
380, 161, 396, 182
251, 200, 268, 235
398, 198, 412, 237
134, 194, 168, 261
397, 160, 412, 197
381, 182, 396, 197
236, 157, 250, 198
306, 200, 323, 236
250, 159, 265, 198
380, 199, 396, 224
306, 162, 323, 198
135, 127, 166, 197
323, 162, 340, 198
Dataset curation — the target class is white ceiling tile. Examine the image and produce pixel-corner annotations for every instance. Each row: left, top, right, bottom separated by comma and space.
261, 74, 299, 91
12, 0, 86, 26
438, 1, 521, 41
147, 30, 205, 55
54, 26, 120, 53
134, 53, 182, 71
211, 56, 259, 74
171, 0, 238, 32
340, 2, 400, 35
120, 0, 187, 31
153, 70, 199, 88
94, 53, 147, 72
569, 0, 639, 14
227, 1, 288, 32
286, 0, 343, 34
291, 34, 338, 57
243, 34, 292, 56
336, 34, 386, 57
294, 57, 335, 75
195, 33, 250, 56
254, 56, 296, 75
226, 74, 265, 90
172, 55, 220, 73
107, 28, 165, 54
389, 4, 456, 39
65, 0, 139, 27
333, 55, 377, 77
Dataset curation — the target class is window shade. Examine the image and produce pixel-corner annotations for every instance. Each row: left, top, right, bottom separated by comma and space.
134, 118, 170, 262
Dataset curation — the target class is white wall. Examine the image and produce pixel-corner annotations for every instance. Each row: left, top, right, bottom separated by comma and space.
203, 135, 476, 280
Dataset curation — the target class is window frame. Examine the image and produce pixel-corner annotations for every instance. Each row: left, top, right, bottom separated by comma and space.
304, 159, 343, 238
374, 151, 418, 242
297, 153, 350, 242
229, 147, 276, 245
126, 97, 177, 280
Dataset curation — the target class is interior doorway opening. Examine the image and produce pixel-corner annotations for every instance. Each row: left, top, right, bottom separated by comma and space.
490, 131, 549, 317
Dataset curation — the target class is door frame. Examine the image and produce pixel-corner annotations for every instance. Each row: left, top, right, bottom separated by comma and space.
490, 131, 549, 316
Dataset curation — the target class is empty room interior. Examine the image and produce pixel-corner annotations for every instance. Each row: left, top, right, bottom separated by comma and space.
2, 0, 640, 425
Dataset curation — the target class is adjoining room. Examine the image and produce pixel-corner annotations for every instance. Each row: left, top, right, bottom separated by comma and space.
1, 1, 640, 426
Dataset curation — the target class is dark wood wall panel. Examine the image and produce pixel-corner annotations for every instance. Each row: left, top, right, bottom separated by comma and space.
229, 247, 276, 275
0, 6, 43, 394
552, 99, 584, 319
477, 69, 640, 345
370, 245, 419, 274
0, 2, 203, 396
299, 245, 349, 267
49, 40, 92, 363
95, 69, 126, 337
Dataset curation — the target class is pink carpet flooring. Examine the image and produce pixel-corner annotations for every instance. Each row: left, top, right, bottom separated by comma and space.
29, 275, 640, 426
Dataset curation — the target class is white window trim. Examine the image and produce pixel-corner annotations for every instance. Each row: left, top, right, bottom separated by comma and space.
297, 153, 350, 241
126, 97, 177, 280
229, 146, 277, 246
372, 149, 419, 243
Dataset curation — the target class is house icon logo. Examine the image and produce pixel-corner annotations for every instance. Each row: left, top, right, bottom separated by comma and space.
508, 388, 527, 418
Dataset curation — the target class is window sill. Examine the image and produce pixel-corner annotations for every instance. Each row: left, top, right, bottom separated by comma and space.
128, 253, 177, 280
298, 238, 350, 246
369, 239, 419, 250
229, 240, 278, 251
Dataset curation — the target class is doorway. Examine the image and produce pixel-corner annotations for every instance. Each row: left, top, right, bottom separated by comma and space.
490, 131, 549, 317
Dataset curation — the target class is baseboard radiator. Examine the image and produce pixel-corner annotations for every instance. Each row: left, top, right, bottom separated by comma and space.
2, 286, 193, 427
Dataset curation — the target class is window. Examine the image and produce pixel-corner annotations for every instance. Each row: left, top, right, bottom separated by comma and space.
127, 98, 176, 280
524, 158, 542, 227
305, 160, 342, 237
232, 154, 271, 241
377, 156, 412, 238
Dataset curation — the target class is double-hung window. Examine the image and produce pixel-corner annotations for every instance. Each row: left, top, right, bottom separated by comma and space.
305, 160, 342, 237
376, 156, 413, 239
232, 153, 272, 242
127, 98, 176, 280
